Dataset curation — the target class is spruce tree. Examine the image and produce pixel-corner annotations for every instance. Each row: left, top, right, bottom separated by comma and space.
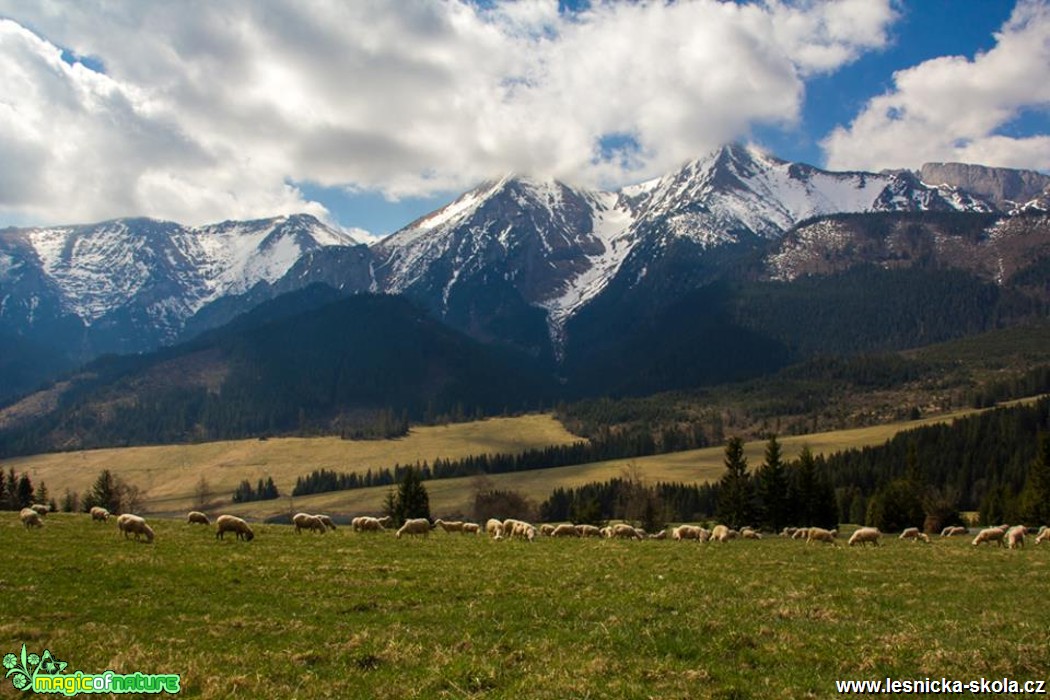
716, 437, 752, 528
86, 470, 121, 513
754, 435, 789, 531
16, 473, 34, 509
394, 467, 430, 523
1020, 433, 1050, 524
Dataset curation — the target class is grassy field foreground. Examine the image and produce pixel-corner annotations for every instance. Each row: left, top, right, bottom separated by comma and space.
3, 514, 1049, 699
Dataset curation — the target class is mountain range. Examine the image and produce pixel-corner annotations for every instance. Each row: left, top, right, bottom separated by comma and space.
2, 143, 1050, 442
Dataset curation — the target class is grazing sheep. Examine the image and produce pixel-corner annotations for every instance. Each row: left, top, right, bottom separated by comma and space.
781, 527, 797, 538
376, 515, 393, 528
117, 514, 155, 543
848, 527, 881, 547
1007, 525, 1026, 549
353, 516, 385, 532
575, 524, 602, 538
610, 523, 642, 540
216, 514, 255, 542
940, 525, 968, 537
741, 528, 762, 540
314, 514, 337, 531
600, 526, 612, 538
792, 527, 809, 540
806, 527, 837, 544
20, 508, 43, 529
396, 518, 432, 539
649, 529, 667, 540
672, 525, 702, 541
462, 522, 481, 535
551, 523, 578, 538
435, 518, 464, 534
30, 504, 49, 516
972, 527, 1006, 547
507, 520, 537, 541
485, 519, 504, 538
187, 511, 211, 525
711, 525, 737, 542
1036, 528, 1050, 545
293, 512, 327, 534
899, 527, 921, 540
539, 524, 555, 537
90, 506, 110, 522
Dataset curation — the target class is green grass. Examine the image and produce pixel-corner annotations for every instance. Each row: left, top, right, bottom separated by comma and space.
4, 514, 1050, 699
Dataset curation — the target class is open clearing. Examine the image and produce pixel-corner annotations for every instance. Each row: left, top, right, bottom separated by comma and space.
7, 398, 1043, 519
3, 514, 1049, 699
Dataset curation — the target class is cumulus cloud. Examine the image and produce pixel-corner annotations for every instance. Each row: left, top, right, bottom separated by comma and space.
823, 0, 1050, 172
0, 0, 896, 226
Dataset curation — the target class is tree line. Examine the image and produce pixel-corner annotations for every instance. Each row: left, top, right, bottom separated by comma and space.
536, 436, 839, 532
291, 425, 709, 497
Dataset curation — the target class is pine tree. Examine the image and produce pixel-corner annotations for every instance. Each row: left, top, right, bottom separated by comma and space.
716, 437, 753, 528
86, 470, 121, 513
16, 473, 34, 509
5, 468, 16, 510
35, 481, 49, 507
1019, 433, 1050, 524
754, 435, 789, 530
394, 467, 430, 523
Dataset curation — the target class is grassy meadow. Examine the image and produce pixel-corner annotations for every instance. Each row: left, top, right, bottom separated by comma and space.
3, 513, 1049, 699
9, 400, 1044, 520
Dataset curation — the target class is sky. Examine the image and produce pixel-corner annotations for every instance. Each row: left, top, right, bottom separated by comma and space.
0, 0, 1048, 239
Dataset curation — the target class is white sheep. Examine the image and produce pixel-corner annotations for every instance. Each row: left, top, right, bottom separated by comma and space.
940, 525, 968, 537
351, 516, 385, 532
711, 524, 738, 542
396, 518, 432, 538
899, 527, 921, 540
508, 520, 537, 541
216, 514, 255, 541
848, 527, 881, 547
672, 525, 701, 541
315, 514, 338, 531
551, 523, 578, 538
791, 527, 809, 540
90, 506, 110, 522
741, 528, 762, 540
117, 513, 155, 543
610, 523, 642, 540
649, 529, 667, 540
20, 508, 43, 529
971, 527, 1006, 547
293, 512, 327, 534
1036, 528, 1050, 545
1007, 525, 1026, 549
30, 504, 49, 516
806, 527, 837, 544
462, 522, 481, 535
486, 519, 504, 538
781, 527, 797, 538
575, 524, 601, 538
539, 524, 555, 537
434, 518, 465, 534
187, 511, 211, 525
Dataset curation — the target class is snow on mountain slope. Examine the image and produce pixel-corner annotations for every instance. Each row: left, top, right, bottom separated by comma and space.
4, 213, 359, 333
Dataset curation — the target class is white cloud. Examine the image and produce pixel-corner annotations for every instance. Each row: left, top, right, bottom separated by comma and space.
0, 0, 896, 226
823, 0, 1050, 172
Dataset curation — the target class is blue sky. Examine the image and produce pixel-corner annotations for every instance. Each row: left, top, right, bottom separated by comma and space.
1, 1, 1048, 237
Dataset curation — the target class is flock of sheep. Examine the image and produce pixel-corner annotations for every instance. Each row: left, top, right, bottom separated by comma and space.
17, 504, 1050, 550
